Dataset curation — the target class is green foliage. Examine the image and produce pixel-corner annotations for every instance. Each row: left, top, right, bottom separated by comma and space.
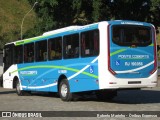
92, 0, 102, 22
0, 0, 37, 49
1, 0, 160, 49
27, 0, 160, 37
157, 27, 160, 45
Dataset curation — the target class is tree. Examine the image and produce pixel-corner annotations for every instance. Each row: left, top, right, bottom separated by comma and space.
149, 0, 160, 27
26, 0, 160, 38
0, 0, 37, 49
108, 0, 160, 28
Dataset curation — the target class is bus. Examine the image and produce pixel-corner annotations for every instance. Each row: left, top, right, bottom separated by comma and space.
2, 20, 157, 101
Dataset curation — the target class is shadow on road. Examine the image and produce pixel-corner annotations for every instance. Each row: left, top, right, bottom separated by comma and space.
32, 89, 160, 104
112, 90, 160, 104
0, 87, 160, 104
0, 90, 15, 94
72, 90, 160, 104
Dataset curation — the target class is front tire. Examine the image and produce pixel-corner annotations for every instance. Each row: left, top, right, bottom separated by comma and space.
59, 79, 72, 101
16, 80, 30, 96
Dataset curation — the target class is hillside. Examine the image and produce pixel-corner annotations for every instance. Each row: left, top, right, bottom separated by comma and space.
0, 0, 37, 48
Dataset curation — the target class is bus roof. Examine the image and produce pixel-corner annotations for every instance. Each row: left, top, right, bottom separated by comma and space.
6, 22, 99, 46
43, 26, 81, 36
5, 20, 153, 46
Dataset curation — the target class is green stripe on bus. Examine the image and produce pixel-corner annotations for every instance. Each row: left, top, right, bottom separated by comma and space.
149, 43, 154, 46
110, 49, 126, 56
110, 43, 154, 57
15, 36, 45, 46
11, 65, 98, 79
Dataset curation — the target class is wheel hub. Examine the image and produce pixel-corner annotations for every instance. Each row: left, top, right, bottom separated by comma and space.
16, 82, 21, 94
61, 84, 68, 97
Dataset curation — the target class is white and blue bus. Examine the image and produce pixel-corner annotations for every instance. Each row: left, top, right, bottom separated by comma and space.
2, 20, 157, 101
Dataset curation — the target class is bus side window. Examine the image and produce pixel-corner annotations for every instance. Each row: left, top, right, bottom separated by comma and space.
14, 45, 23, 64
48, 37, 62, 60
81, 29, 99, 57
3, 44, 14, 72
24, 43, 34, 63
35, 40, 47, 62
63, 34, 79, 59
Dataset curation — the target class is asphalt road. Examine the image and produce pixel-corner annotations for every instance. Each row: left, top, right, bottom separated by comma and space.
0, 79, 160, 120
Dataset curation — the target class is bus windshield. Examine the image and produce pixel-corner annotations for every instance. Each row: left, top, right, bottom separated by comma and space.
112, 25, 152, 46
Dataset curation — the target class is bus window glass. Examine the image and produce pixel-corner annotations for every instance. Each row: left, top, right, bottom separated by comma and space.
48, 37, 62, 60
24, 43, 34, 63
63, 34, 79, 59
81, 29, 99, 57
35, 40, 47, 62
14, 45, 23, 64
4, 44, 14, 72
112, 25, 152, 46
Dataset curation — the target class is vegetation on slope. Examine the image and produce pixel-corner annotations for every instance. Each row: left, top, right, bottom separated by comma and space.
0, 0, 37, 49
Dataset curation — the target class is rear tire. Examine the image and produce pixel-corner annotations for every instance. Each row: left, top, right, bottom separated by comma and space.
59, 79, 72, 101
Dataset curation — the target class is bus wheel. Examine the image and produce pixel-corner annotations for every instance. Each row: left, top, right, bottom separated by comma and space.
59, 79, 72, 101
16, 80, 30, 96
96, 90, 117, 101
